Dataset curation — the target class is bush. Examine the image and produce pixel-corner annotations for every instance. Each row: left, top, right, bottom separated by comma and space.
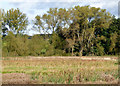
2, 32, 29, 56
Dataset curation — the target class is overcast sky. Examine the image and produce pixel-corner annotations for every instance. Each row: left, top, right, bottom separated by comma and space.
0, 0, 119, 36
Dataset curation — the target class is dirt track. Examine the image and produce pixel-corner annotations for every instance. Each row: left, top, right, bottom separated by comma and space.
29, 56, 118, 61
2, 56, 118, 61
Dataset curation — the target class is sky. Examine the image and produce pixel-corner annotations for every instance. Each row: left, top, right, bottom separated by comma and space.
0, 0, 119, 36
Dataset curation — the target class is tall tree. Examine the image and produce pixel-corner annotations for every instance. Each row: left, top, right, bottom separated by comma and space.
33, 8, 60, 34
108, 18, 120, 55
72, 6, 112, 56
0, 9, 6, 37
33, 6, 113, 56
2, 8, 28, 35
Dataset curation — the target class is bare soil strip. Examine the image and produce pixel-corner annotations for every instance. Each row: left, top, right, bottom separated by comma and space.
2, 56, 118, 61
29, 56, 118, 61
2, 73, 31, 84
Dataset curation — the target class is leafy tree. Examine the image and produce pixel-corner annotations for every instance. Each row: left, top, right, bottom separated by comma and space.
2, 6, 118, 57
0, 9, 6, 37
72, 6, 112, 56
108, 18, 120, 55
2, 32, 29, 56
33, 8, 60, 35
33, 15, 47, 34
0, 9, 4, 57
2, 8, 28, 35
109, 32, 118, 54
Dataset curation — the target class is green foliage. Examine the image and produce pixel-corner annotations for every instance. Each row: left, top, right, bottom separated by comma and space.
2, 8, 28, 35
2, 6, 120, 57
96, 43, 105, 56
2, 32, 29, 56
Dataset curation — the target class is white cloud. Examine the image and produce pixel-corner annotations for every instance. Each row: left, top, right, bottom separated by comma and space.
90, 2, 105, 8
0, 0, 102, 2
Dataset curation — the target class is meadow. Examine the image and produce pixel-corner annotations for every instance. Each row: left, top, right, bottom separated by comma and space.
2, 56, 119, 84
1, 3, 120, 85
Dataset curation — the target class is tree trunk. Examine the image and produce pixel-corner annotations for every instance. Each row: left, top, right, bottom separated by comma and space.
79, 47, 83, 56
72, 46, 74, 56
91, 43, 94, 56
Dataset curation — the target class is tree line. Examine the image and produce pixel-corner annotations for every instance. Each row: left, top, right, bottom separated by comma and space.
0, 6, 120, 57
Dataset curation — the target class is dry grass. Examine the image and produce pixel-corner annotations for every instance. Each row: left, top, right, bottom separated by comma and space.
2, 56, 119, 84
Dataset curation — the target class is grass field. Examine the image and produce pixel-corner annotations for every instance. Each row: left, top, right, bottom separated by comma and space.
2, 56, 119, 84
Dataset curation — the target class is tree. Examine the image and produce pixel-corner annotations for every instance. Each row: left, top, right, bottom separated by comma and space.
0, 9, 6, 37
33, 15, 47, 35
0, 9, 4, 57
108, 18, 120, 55
2, 31, 29, 56
70, 6, 112, 56
57, 8, 76, 56
33, 8, 72, 55
2, 8, 28, 35
33, 8, 60, 34
0, 9, 3, 32
32, 6, 114, 56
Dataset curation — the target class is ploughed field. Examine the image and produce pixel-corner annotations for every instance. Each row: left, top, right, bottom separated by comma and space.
2, 56, 119, 84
